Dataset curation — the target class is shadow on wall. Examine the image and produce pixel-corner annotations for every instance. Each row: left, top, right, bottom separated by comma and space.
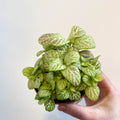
44, 98, 86, 120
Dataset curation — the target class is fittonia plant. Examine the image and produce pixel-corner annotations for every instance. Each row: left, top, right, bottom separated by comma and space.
22, 26, 103, 112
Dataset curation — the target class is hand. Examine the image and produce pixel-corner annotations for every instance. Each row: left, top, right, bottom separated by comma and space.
58, 73, 120, 120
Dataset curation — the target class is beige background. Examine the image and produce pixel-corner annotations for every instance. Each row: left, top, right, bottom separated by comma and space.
0, 0, 120, 120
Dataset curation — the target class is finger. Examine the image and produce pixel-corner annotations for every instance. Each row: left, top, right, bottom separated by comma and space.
58, 103, 95, 120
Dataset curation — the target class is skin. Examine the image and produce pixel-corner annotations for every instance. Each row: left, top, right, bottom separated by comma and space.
58, 73, 120, 120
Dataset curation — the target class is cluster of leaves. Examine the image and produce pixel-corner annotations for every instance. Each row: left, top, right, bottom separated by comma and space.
22, 26, 103, 112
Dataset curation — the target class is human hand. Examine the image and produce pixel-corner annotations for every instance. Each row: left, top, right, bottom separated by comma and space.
58, 73, 120, 120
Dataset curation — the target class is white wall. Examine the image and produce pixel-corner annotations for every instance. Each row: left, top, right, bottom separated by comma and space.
0, 0, 120, 120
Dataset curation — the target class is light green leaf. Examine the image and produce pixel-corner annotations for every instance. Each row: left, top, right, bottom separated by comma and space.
38, 33, 51, 49
70, 86, 76, 92
80, 56, 92, 63
38, 99, 47, 105
56, 79, 67, 90
81, 65, 96, 77
43, 50, 61, 62
78, 82, 87, 91
54, 44, 68, 50
95, 69, 102, 75
79, 50, 94, 58
61, 65, 81, 86
27, 75, 36, 80
64, 51, 80, 65
33, 73, 43, 88
35, 93, 40, 100
36, 50, 45, 57
85, 86, 100, 101
82, 75, 97, 87
38, 33, 69, 49
28, 79, 34, 89
38, 90, 51, 98
42, 50, 60, 71
49, 80, 55, 90
56, 90, 69, 100
32, 66, 40, 75
82, 75, 92, 86
22, 67, 34, 77
91, 55, 100, 65
43, 50, 64, 71
40, 83, 51, 90
73, 35, 96, 50
67, 26, 86, 43
44, 100, 55, 112
69, 91, 81, 101
72, 60, 81, 70
44, 72, 54, 82
93, 74, 103, 82
49, 33, 69, 46
34, 58, 44, 71
49, 58, 66, 71
95, 61, 101, 69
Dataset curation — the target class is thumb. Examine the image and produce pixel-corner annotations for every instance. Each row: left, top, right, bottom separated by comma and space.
58, 103, 96, 120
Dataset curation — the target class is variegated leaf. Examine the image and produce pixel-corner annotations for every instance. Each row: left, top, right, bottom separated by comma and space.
61, 65, 81, 86
64, 51, 80, 65
73, 35, 96, 50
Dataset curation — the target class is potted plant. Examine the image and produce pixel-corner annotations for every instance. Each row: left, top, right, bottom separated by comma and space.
22, 26, 103, 112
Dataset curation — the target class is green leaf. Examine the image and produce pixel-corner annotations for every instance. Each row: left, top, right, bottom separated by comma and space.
73, 35, 96, 50
94, 61, 101, 69
43, 50, 60, 62
56, 79, 67, 90
70, 86, 76, 92
44, 100, 55, 112
49, 80, 55, 90
35, 93, 40, 100
28, 79, 34, 89
33, 73, 43, 88
72, 60, 81, 70
80, 56, 92, 63
78, 82, 87, 91
44, 72, 54, 82
64, 51, 80, 65
22, 67, 34, 77
93, 74, 103, 82
38, 99, 47, 105
49, 58, 66, 71
69, 91, 81, 101
38, 90, 51, 98
61, 65, 81, 86
56, 90, 69, 100
95, 69, 102, 75
49, 33, 69, 46
67, 26, 86, 43
54, 44, 68, 51
81, 65, 96, 77
40, 83, 51, 90
34, 58, 44, 71
43, 50, 64, 71
36, 50, 45, 57
38, 33, 69, 49
85, 86, 100, 101
32, 66, 40, 75
82, 75, 92, 86
82, 75, 97, 87
91, 55, 100, 65
27, 75, 36, 80
79, 50, 94, 58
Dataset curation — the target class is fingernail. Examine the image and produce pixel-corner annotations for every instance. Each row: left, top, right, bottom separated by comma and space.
58, 105, 66, 111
